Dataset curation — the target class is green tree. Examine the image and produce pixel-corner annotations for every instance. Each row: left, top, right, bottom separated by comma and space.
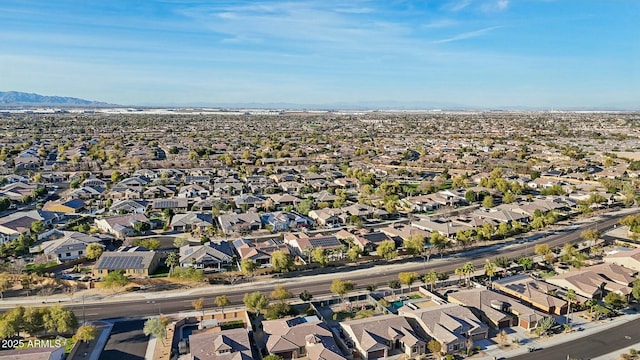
604, 292, 627, 310
101, 270, 129, 291
43, 305, 77, 335
496, 222, 511, 239
633, 278, 640, 302
133, 238, 160, 250
243, 292, 270, 314
270, 285, 292, 302
403, 234, 425, 256
85, 243, 104, 260
173, 237, 189, 248
299, 290, 313, 302
215, 295, 231, 313
427, 339, 442, 355
517, 256, 534, 271
423, 270, 438, 292
566, 289, 577, 326
0, 273, 11, 300
461, 261, 475, 286
73, 324, 98, 343
241, 259, 258, 276
30, 220, 45, 234
377, 240, 397, 260
502, 191, 516, 204
580, 228, 601, 246
535, 316, 555, 336
531, 216, 546, 230
271, 250, 293, 272
23, 306, 45, 335
296, 198, 314, 215
165, 252, 179, 277
430, 232, 450, 258
482, 195, 494, 209
347, 246, 362, 262
143, 316, 169, 345
398, 272, 418, 293
330, 279, 355, 303
464, 190, 477, 203
484, 259, 497, 287
192, 297, 205, 317
311, 247, 329, 267
132, 221, 151, 233
263, 355, 284, 360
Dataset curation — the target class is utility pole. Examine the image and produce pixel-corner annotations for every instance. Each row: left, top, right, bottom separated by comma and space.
82, 295, 86, 324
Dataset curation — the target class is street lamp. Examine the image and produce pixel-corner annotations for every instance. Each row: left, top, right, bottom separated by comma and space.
149, 300, 161, 315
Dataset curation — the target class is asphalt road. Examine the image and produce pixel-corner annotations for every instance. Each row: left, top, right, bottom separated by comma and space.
510, 317, 640, 360
71, 211, 632, 321
99, 319, 148, 360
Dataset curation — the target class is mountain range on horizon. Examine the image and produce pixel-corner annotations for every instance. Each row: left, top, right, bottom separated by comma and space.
0, 91, 113, 107
1, 91, 638, 111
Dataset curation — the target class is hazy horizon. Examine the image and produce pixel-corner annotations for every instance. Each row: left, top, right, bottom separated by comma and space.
1, 1, 638, 109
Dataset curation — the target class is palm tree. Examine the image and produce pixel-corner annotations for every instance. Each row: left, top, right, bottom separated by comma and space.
454, 266, 464, 285
462, 261, 475, 287
484, 259, 497, 288
423, 270, 438, 292
566, 289, 577, 327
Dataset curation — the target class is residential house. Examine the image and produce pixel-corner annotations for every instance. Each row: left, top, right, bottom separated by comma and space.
67, 186, 105, 200
342, 204, 389, 221
151, 198, 189, 213
379, 223, 430, 244
265, 194, 302, 210
546, 263, 637, 299
42, 199, 86, 214
171, 212, 215, 233
218, 213, 262, 235
399, 303, 488, 355
0, 210, 64, 244
335, 230, 395, 253
94, 213, 151, 239
0, 346, 65, 360
0, 182, 38, 201
188, 328, 254, 360
92, 250, 161, 278
604, 247, 640, 272
233, 239, 290, 267
262, 316, 346, 360
311, 190, 339, 203
284, 233, 343, 258
110, 199, 147, 214
340, 314, 425, 360
308, 208, 343, 226
177, 184, 209, 199
470, 208, 530, 224
234, 194, 266, 210
30, 230, 104, 263
144, 185, 177, 199
179, 241, 234, 270
261, 212, 311, 232
411, 218, 472, 238
492, 274, 568, 315
447, 288, 545, 330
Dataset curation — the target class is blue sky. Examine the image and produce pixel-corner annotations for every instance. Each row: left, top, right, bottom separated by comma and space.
1, 0, 638, 108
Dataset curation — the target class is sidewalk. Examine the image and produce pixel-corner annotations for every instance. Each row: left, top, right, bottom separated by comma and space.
0, 257, 452, 308
475, 312, 640, 360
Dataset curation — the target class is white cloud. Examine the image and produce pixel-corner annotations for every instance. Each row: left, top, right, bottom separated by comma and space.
423, 19, 458, 29
433, 26, 502, 43
448, 0, 473, 12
